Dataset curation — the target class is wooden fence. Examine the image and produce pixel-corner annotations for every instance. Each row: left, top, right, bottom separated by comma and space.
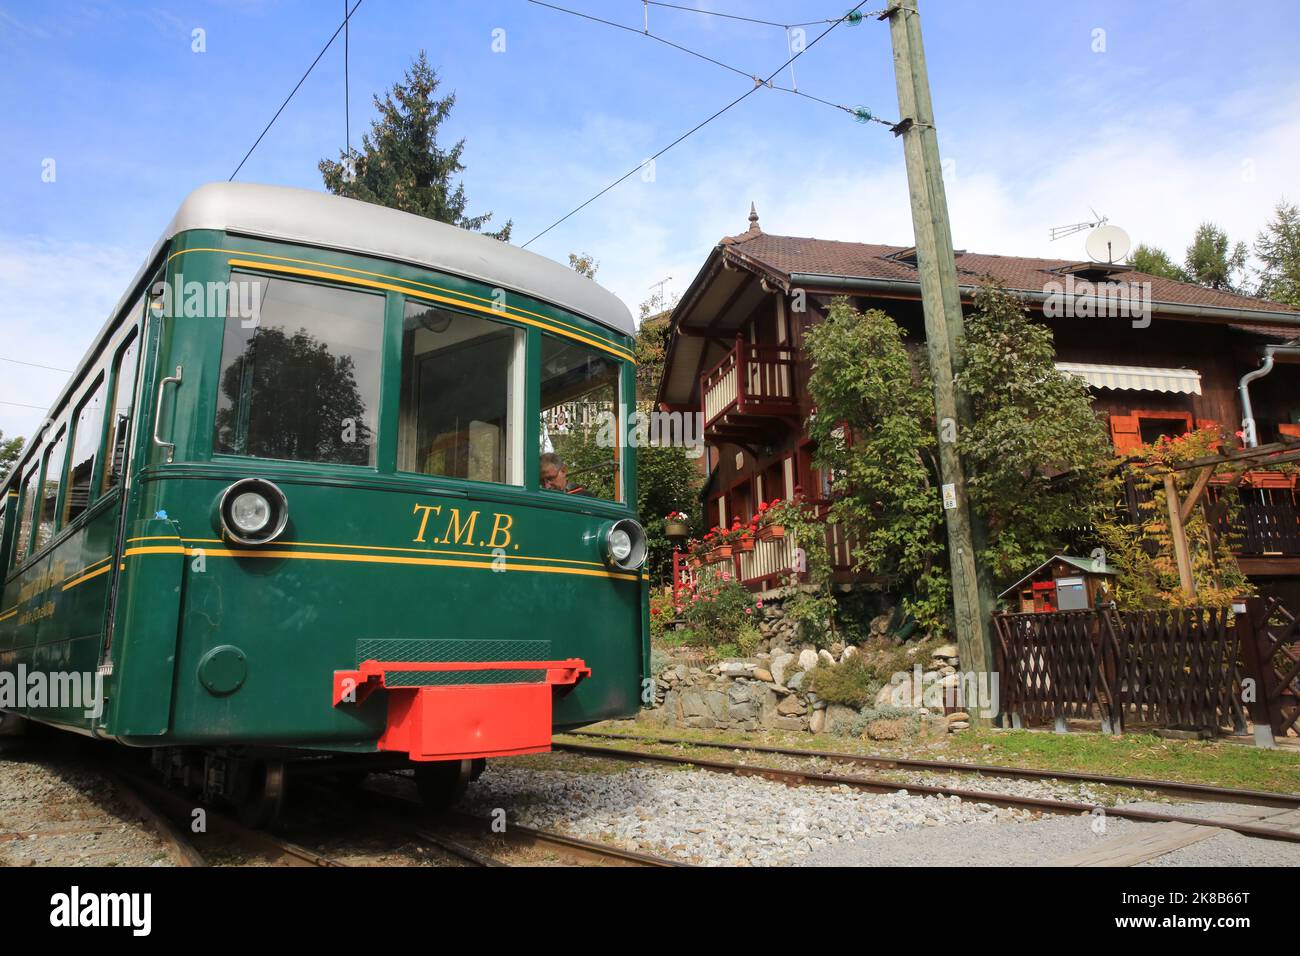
993, 606, 1250, 736
1237, 596, 1300, 742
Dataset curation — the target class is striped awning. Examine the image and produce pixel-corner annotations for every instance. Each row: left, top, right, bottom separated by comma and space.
1055, 362, 1202, 395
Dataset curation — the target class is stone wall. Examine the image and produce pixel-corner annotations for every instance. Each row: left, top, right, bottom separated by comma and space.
646, 638, 974, 741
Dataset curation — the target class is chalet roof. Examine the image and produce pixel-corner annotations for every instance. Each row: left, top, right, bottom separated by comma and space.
718, 230, 1300, 318
998, 555, 1115, 599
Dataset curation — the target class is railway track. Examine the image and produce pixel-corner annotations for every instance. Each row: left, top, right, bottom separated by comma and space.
553, 735, 1300, 845
564, 729, 1300, 809
113, 770, 346, 867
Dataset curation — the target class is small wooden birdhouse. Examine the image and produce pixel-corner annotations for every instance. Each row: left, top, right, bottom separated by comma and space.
999, 555, 1117, 613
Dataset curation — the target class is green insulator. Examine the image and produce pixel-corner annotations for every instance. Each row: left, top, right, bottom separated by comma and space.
845, 10, 865, 25
853, 106, 874, 124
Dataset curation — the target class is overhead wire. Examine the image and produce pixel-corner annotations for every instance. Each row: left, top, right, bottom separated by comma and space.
229, 0, 365, 181
522, 0, 882, 248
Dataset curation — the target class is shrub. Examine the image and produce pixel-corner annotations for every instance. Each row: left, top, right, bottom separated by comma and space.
680, 575, 757, 646
806, 656, 879, 708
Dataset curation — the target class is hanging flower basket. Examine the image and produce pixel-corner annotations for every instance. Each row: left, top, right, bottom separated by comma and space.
734, 536, 755, 553
705, 545, 733, 563
664, 519, 691, 539
758, 524, 786, 541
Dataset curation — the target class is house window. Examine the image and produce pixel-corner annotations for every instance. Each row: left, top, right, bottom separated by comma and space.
1139, 415, 1189, 445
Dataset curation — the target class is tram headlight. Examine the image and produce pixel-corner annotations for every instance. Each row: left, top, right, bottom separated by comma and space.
217, 478, 289, 545
602, 519, 647, 571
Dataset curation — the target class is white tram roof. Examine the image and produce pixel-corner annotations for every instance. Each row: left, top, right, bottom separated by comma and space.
165, 182, 635, 337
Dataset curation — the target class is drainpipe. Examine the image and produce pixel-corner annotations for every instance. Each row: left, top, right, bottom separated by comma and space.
1238, 344, 1300, 447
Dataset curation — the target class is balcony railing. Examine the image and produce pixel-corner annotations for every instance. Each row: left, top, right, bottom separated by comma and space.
1208, 484, 1300, 556
700, 337, 800, 430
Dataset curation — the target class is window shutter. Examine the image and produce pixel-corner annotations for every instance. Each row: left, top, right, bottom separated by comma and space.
1109, 414, 1142, 454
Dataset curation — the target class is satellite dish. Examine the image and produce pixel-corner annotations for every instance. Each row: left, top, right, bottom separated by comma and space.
1085, 224, 1131, 264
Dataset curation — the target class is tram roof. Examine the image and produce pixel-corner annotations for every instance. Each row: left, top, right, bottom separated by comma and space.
165, 183, 635, 337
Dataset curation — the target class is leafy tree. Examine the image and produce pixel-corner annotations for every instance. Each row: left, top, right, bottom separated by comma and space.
803, 298, 948, 630
1184, 223, 1248, 292
804, 286, 1112, 634
320, 51, 510, 240
637, 442, 703, 585
1094, 428, 1252, 609
1254, 200, 1300, 307
961, 284, 1113, 578
567, 253, 599, 279
1130, 243, 1189, 282
0, 431, 23, 482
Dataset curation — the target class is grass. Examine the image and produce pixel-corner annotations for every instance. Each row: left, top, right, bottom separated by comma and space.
580, 716, 1300, 795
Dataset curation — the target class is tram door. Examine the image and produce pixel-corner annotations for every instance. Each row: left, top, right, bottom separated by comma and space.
96, 290, 150, 670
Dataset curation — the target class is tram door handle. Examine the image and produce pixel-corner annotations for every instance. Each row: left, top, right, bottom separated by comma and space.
152, 365, 183, 464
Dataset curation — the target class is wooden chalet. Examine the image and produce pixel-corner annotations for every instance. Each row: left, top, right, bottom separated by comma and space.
657, 205, 1300, 600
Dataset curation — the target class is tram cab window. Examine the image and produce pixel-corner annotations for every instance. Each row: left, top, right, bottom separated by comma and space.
102, 331, 139, 493
65, 375, 105, 524
215, 274, 383, 466
14, 462, 39, 565
539, 335, 622, 502
36, 428, 67, 549
398, 302, 523, 485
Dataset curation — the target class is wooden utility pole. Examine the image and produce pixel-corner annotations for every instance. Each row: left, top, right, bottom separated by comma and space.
885, 0, 995, 705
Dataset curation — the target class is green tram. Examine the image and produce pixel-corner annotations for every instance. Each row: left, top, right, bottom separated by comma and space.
0, 183, 649, 820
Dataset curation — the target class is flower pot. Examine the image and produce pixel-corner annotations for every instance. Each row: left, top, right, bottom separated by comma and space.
1244, 470, 1295, 490
664, 519, 690, 539
758, 524, 786, 541
705, 545, 733, 563
734, 537, 755, 553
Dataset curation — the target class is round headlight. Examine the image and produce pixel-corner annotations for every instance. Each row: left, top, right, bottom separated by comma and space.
603, 518, 647, 571
230, 492, 271, 534
218, 478, 289, 545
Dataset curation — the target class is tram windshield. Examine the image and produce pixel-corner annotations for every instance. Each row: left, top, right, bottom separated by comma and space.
215, 274, 384, 466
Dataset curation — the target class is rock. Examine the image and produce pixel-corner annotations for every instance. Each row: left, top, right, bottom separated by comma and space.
752, 668, 773, 683
809, 708, 826, 734
817, 649, 834, 667
798, 649, 818, 671
777, 695, 806, 716
948, 721, 971, 731
938, 665, 956, 676
771, 716, 806, 732
787, 671, 806, 692
719, 661, 753, 678
933, 644, 959, 659
704, 691, 728, 721
830, 642, 844, 657
841, 646, 859, 663
870, 613, 891, 636
945, 711, 971, 723
770, 653, 794, 687
915, 716, 949, 741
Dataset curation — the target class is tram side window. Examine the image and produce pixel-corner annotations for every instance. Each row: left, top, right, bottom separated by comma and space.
65, 375, 106, 524
35, 428, 67, 550
102, 332, 139, 493
397, 302, 523, 484
214, 274, 383, 467
14, 461, 40, 565
539, 335, 622, 502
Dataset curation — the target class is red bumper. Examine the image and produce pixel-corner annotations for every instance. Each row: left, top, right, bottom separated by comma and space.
332, 659, 590, 762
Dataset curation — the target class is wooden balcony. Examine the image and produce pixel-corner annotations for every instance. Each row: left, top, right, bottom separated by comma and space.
700, 337, 801, 442
1207, 483, 1300, 575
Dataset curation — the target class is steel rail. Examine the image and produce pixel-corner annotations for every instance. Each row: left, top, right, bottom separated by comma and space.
554, 741, 1300, 844
564, 729, 1300, 809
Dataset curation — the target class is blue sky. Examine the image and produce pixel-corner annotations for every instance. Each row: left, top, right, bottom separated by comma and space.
2, 0, 1299, 439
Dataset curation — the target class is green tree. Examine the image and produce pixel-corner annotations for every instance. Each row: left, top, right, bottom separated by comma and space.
804, 286, 1112, 634
0, 431, 24, 481
1254, 200, 1300, 307
637, 442, 703, 585
320, 51, 510, 240
1130, 243, 1189, 282
1184, 223, 1248, 292
567, 253, 599, 279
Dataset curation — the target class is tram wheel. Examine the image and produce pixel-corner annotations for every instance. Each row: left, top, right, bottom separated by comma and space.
414, 759, 472, 812
0, 713, 31, 758
237, 760, 286, 828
